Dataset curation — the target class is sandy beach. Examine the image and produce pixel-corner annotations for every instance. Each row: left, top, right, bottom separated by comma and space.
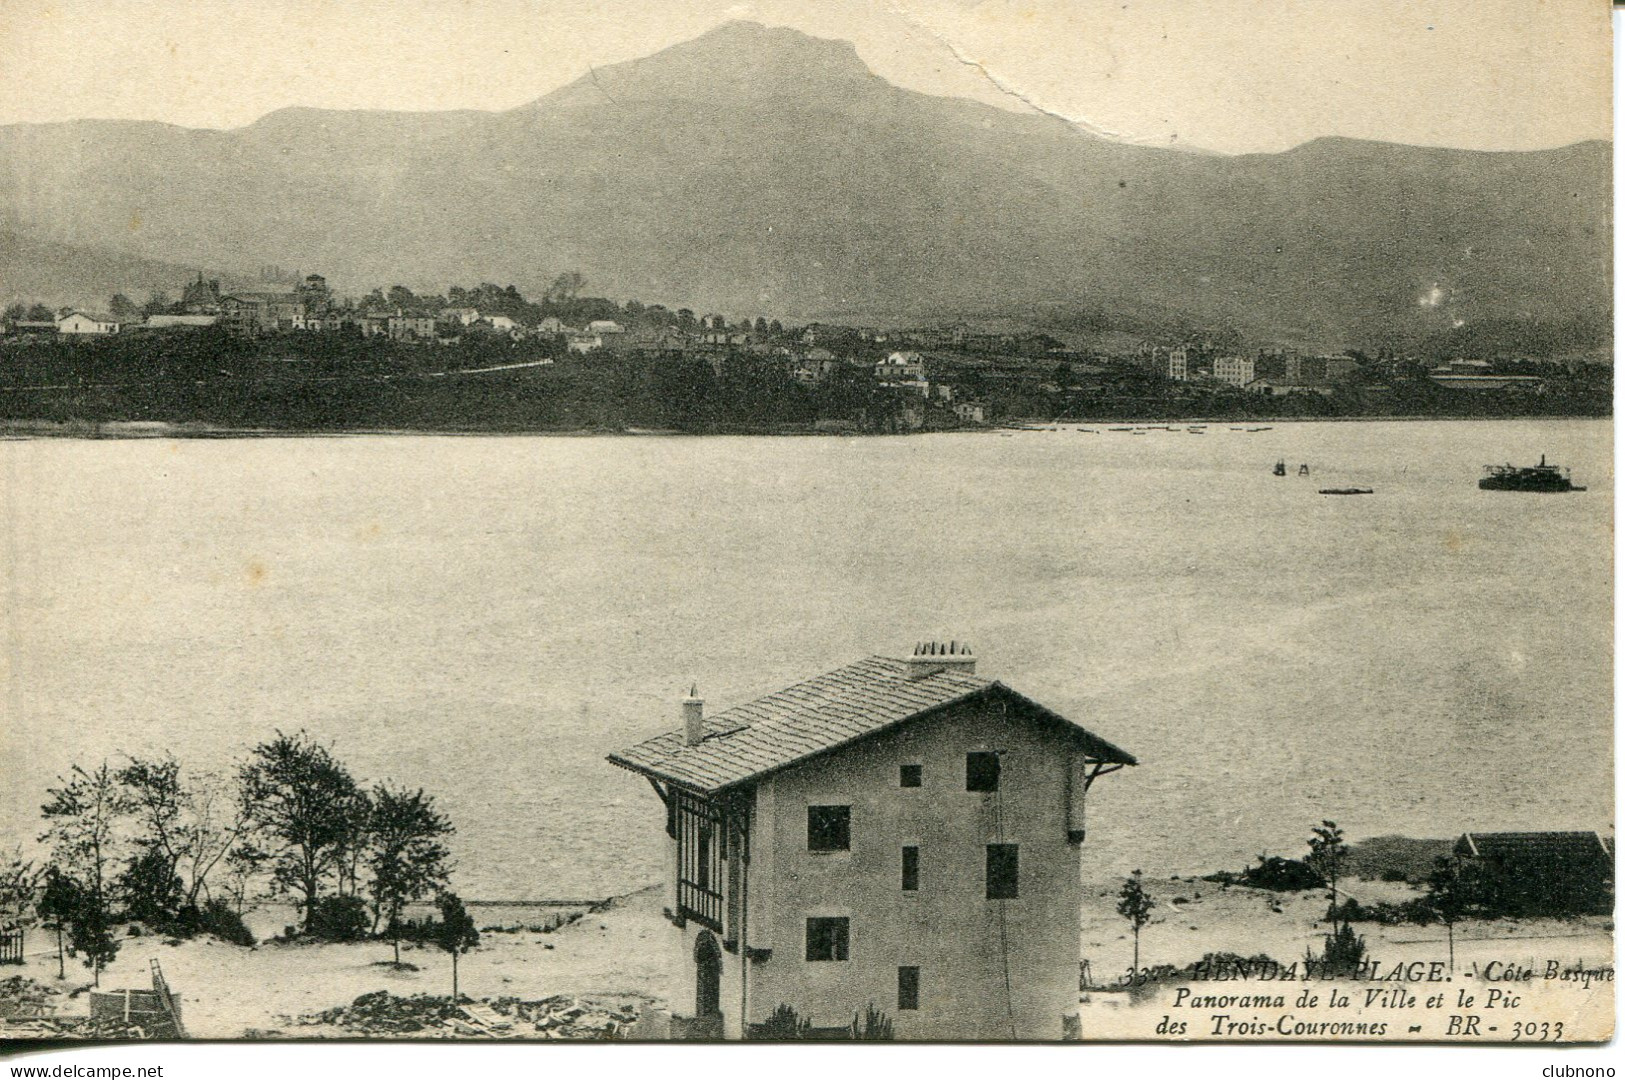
3, 874, 1609, 1042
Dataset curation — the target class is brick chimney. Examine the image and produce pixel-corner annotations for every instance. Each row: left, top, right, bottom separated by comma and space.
903, 641, 977, 680
682, 684, 705, 746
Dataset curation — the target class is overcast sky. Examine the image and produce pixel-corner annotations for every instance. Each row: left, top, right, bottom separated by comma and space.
0, 0, 1610, 153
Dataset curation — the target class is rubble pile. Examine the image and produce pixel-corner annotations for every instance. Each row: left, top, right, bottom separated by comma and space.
0, 976, 148, 1040
490, 995, 642, 1039
292, 990, 641, 1039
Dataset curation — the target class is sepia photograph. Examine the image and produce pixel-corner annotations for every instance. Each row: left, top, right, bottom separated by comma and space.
0, 0, 1613, 1056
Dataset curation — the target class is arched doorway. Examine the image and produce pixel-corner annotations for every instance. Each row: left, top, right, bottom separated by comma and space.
693, 930, 722, 1022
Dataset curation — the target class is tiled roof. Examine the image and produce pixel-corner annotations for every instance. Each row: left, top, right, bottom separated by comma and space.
608, 655, 1135, 794
1455, 831, 1613, 861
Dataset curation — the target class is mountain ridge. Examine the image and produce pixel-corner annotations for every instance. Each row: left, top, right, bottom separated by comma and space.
0, 20, 1609, 346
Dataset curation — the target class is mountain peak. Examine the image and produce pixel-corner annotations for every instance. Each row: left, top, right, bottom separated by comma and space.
533, 19, 877, 109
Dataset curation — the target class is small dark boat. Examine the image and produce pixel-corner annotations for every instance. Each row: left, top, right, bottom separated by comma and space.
1479, 456, 1584, 492
1319, 488, 1374, 496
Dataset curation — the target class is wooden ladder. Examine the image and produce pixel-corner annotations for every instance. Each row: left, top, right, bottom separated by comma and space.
149, 958, 186, 1037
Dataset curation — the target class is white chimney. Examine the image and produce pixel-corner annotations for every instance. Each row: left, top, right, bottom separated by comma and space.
903, 641, 977, 680
682, 684, 705, 746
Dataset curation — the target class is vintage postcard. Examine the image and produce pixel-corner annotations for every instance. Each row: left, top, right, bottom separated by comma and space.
0, 0, 1612, 1054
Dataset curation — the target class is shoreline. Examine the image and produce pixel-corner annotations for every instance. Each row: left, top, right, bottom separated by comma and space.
0, 414, 1610, 441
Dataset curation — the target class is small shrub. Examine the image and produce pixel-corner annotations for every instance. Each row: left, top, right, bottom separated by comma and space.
1380, 869, 1408, 883
197, 899, 256, 945
1331, 897, 1434, 926
855, 1003, 893, 1040
750, 1003, 811, 1040
1242, 856, 1324, 892
1307, 922, 1366, 977
306, 895, 370, 942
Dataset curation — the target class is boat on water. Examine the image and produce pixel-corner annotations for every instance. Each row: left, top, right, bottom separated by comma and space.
1479, 456, 1585, 492
1319, 488, 1374, 496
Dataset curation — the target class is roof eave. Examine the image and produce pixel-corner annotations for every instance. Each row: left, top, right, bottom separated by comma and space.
607, 679, 1136, 793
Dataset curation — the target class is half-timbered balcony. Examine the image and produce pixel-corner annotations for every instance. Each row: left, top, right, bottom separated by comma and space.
674, 789, 725, 931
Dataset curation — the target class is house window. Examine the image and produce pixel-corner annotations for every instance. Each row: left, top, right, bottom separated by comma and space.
901, 846, 919, 891
805, 917, 849, 961
899, 764, 922, 788
966, 752, 1001, 792
986, 844, 1019, 899
898, 966, 920, 1011
807, 805, 851, 852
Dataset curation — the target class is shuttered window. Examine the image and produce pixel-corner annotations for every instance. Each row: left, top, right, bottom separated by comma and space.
986, 844, 1019, 900
898, 966, 920, 1011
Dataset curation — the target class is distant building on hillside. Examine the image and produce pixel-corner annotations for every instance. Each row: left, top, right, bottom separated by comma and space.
609, 644, 1136, 1040
876, 351, 929, 395
1212, 355, 1255, 387
180, 273, 222, 314
220, 292, 304, 335
388, 314, 437, 341
56, 311, 121, 335
144, 314, 218, 330
1245, 378, 1333, 397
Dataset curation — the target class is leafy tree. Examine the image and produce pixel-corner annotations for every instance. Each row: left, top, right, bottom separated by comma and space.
36, 867, 79, 979
237, 731, 369, 931
118, 848, 183, 926
434, 892, 479, 1001
0, 846, 40, 926
367, 785, 454, 964
109, 293, 140, 320
25, 303, 53, 321
386, 285, 418, 311
116, 755, 187, 923
3, 302, 25, 322
40, 762, 127, 982
1423, 856, 1467, 973
1116, 869, 1155, 976
141, 290, 172, 316
66, 897, 119, 985
545, 271, 585, 303
1306, 821, 1348, 915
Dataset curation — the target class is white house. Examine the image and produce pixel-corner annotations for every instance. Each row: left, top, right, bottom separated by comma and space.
56, 312, 120, 335
609, 644, 1135, 1041
587, 319, 625, 335
1212, 355, 1255, 387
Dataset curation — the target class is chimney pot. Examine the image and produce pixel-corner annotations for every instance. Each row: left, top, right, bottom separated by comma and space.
904, 641, 977, 679
682, 685, 705, 746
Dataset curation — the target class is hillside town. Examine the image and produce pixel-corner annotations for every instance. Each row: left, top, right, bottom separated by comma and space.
0, 268, 1610, 433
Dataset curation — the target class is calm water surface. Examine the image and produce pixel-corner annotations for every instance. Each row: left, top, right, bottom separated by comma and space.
1, 421, 1612, 897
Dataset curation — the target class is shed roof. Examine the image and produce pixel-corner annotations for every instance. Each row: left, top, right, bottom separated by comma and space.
1454, 831, 1613, 860
608, 654, 1135, 795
